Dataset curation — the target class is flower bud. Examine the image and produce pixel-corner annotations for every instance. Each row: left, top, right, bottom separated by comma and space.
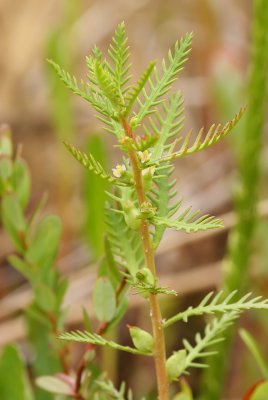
142, 167, 155, 191
130, 117, 140, 130
166, 350, 186, 381
122, 200, 141, 230
128, 325, 154, 354
136, 267, 156, 286
140, 201, 157, 218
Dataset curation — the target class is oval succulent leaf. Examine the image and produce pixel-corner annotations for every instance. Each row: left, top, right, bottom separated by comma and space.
92, 277, 116, 322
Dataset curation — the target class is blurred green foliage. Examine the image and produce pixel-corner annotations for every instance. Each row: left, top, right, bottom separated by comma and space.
200, 0, 268, 398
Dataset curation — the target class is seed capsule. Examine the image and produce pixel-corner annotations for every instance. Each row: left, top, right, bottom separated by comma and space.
166, 349, 186, 381
128, 325, 154, 354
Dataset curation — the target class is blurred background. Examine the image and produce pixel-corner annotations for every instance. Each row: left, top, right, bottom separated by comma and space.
1, 0, 268, 399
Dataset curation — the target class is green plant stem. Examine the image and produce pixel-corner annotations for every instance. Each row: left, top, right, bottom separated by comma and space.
122, 119, 169, 400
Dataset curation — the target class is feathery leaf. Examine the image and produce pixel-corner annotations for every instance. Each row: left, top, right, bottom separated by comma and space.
59, 331, 152, 355
180, 312, 240, 374
133, 33, 193, 126
105, 205, 144, 276
47, 59, 115, 119
149, 165, 179, 248
152, 205, 224, 234
149, 92, 185, 161
164, 291, 268, 327
87, 56, 124, 110
125, 61, 156, 116
149, 107, 246, 165
64, 142, 126, 186
107, 22, 132, 95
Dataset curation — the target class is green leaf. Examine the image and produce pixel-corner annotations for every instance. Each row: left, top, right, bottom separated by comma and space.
107, 22, 132, 95
0, 125, 13, 157
25, 215, 61, 273
105, 205, 144, 276
0, 158, 12, 193
149, 165, 179, 248
8, 255, 31, 281
11, 159, 31, 209
164, 291, 268, 328
0, 345, 34, 400
34, 284, 56, 312
26, 304, 61, 379
47, 59, 116, 120
95, 379, 125, 400
108, 295, 129, 330
1, 194, 27, 252
59, 331, 149, 355
149, 107, 246, 165
36, 375, 73, 396
64, 141, 125, 186
251, 382, 268, 400
125, 60, 156, 116
92, 277, 116, 322
149, 92, 185, 161
134, 33, 193, 126
166, 350, 186, 381
92, 57, 124, 109
152, 205, 224, 233
181, 312, 239, 374
104, 237, 122, 287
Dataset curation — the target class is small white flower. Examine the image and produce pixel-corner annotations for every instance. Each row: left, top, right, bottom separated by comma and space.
138, 150, 152, 164
112, 164, 126, 178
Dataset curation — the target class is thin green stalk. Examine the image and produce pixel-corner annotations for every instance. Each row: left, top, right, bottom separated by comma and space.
200, 1, 268, 398
122, 119, 169, 400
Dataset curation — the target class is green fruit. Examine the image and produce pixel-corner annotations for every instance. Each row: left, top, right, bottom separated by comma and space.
128, 326, 154, 354
166, 350, 186, 381
136, 267, 156, 286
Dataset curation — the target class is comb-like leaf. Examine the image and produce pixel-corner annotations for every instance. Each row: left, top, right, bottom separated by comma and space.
180, 312, 240, 374
152, 206, 224, 234
133, 33, 193, 126
107, 22, 132, 95
125, 61, 156, 116
164, 291, 268, 327
64, 141, 126, 186
59, 331, 151, 355
149, 165, 179, 248
149, 107, 246, 165
47, 59, 117, 121
105, 204, 144, 276
149, 92, 185, 161
87, 56, 124, 110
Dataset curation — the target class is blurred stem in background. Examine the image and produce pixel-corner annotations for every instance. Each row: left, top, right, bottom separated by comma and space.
45, 0, 109, 260
83, 134, 117, 381
83, 135, 108, 259
200, 0, 268, 398
45, 0, 81, 235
